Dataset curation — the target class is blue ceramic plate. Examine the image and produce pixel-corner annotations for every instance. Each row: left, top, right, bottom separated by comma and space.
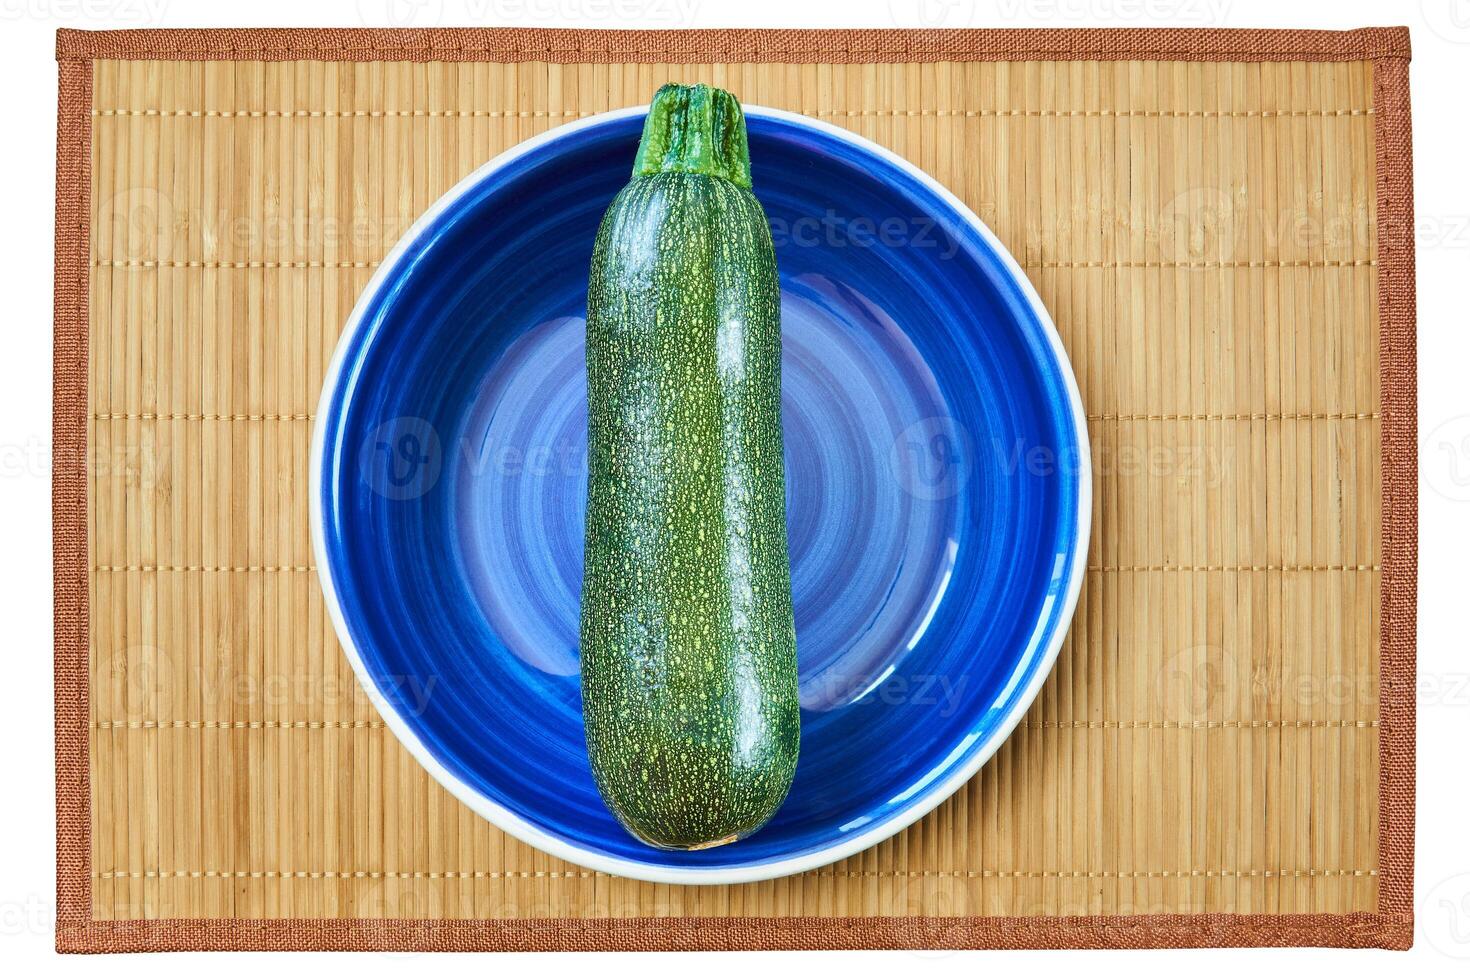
312, 105, 1090, 884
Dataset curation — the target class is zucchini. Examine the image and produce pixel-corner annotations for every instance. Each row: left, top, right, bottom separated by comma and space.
580, 83, 799, 850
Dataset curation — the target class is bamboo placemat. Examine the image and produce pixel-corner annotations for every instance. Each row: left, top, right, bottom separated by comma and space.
53, 27, 1416, 952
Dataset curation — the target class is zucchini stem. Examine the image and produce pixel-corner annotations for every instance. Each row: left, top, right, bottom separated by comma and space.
632, 83, 752, 189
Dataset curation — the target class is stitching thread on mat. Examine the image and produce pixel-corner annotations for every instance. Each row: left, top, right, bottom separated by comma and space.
92, 412, 313, 421
92, 718, 1376, 732
1021, 720, 1377, 730
91, 564, 1375, 570
90, 106, 1375, 120
1088, 412, 1378, 421
93, 258, 1376, 271
1033, 259, 1375, 269
94, 259, 374, 270
54, 914, 1413, 941
57, 33, 1413, 62
94, 720, 380, 730
1087, 564, 1378, 572
94, 411, 1378, 423
92, 564, 314, 573
91, 867, 1379, 881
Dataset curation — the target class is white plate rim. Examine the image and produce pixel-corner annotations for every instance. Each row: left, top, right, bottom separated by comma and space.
309, 103, 1093, 886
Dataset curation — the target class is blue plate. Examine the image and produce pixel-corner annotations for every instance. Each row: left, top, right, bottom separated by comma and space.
312, 105, 1090, 884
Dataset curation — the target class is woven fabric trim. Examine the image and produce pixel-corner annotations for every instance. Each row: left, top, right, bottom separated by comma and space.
52, 26, 1416, 953
1371, 52, 1417, 925
55, 26, 1410, 65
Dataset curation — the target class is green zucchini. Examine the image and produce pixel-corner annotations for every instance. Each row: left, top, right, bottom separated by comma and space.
580, 83, 799, 850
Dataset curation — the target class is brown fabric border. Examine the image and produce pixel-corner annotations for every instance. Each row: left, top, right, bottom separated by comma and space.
1372, 52, 1417, 923
53, 27, 1416, 953
53, 53, 92, 940
56, 25, 1409, 64
58, 912, 1409, 953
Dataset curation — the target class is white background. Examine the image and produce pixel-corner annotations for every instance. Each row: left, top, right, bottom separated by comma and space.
0, 0, 1464, 973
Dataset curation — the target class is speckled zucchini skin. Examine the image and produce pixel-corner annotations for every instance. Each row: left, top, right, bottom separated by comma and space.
580, 84, 799, 850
